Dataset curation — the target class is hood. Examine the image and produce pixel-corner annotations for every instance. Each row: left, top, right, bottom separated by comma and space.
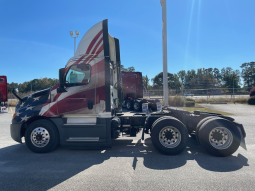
13, 88, 51, 123
20, 88, 51, 104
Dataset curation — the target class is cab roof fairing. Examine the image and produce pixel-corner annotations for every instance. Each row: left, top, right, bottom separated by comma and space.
65, 20, 105, 72
64, 19, 118, 73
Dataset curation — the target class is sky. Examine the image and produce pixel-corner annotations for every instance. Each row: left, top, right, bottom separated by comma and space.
0, 0, 255, 84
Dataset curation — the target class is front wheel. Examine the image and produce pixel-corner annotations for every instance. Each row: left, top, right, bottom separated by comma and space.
151, 117, 188, 155
25, 119, 59, 153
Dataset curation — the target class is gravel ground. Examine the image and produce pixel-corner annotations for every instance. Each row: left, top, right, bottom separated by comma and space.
0, 106, 254, 191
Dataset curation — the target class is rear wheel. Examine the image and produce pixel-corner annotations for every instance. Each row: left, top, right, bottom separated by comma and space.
133, 100, 142, 112
151, 117, 188, 155
126, 100, 133, 110
198, 118, 241, 157
122, 100, 126, 108
195, 116, 218, 144
25, 119, 59, 153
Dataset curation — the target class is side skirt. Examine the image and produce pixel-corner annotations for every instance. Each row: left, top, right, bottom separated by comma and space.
50, 117, 112, 148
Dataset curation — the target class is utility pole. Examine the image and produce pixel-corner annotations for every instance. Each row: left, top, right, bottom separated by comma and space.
70, 31, 79, 56
160, 0, 169, 106
233, 73, 235, 104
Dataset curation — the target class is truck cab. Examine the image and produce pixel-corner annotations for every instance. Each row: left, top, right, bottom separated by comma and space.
11, 19, 123, 152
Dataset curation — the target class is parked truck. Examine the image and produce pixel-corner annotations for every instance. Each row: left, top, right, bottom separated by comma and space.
121, 71, 161, 111
10, 20, 246, 157
0, 75, 8, 112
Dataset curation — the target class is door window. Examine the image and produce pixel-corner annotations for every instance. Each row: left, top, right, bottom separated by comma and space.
65, 63, 91, 86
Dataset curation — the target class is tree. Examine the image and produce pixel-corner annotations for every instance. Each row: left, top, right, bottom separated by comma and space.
127, 66, 135, 72
221, 67, 241, 88
7, 78, 58, 93
240, 62, 255, 88
213, 68, 221, 80
213, 68, 221, 86
7, 82, 19, 93
152, 72, 181, 90
120, 64, 128, 72
142, 75, 150, 90
120, 65, 135, 72
177, 70, 186, 85
185, 69, 197, 89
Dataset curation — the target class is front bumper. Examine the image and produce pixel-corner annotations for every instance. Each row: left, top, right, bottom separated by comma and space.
10, 123, 22, 143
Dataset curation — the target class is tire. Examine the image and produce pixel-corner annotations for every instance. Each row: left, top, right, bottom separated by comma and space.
122, 100, 126, 108
195, 116, 218, 144
133, 100, 142, 112
151, 116, 188, 155
25, 119, 59, 153
198, 118, 241, 157
126, 100, 133, 110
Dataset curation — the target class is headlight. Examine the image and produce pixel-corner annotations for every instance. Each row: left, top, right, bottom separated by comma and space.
12, 112, 17, 119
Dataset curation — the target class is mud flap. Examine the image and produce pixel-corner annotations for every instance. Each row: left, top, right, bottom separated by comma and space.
238, 127, 247, 150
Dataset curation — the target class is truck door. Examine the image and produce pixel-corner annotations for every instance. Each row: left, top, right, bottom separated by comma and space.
57, 62, 97, 115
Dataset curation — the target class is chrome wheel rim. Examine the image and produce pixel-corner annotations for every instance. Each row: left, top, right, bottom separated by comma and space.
30, 127, 50, 148
209, 127, 233, 150
159, 126, 181, 148
127, 102, 131, 109
122, 101, 126, 108
134, 103, 139, 110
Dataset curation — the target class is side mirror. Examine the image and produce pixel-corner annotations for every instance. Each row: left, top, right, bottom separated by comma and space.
12, 88, 22, 103
14, 88, 19, 94
57, 68, 67, 93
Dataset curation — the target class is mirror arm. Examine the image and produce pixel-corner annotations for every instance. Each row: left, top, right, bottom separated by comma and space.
12, 89, 23, 103
57, 86, 67, 93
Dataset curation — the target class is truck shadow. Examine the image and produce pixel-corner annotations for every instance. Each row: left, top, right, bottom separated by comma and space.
0, 136, 248, 190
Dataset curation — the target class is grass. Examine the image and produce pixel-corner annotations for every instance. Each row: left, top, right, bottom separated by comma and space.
195, 97, 249, 104
164, 95, 250, 105
8, 100, 17, 107
163, 96, 233, 115
177, 104, 233, 116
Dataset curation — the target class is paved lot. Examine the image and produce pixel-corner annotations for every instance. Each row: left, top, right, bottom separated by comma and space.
0, 105, 254, 191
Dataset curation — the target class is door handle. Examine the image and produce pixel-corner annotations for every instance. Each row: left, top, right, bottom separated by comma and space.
88, 100, 93, 110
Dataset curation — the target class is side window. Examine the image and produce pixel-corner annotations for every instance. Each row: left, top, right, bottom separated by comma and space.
0, 78, 4, 82
65, 63, 91, 86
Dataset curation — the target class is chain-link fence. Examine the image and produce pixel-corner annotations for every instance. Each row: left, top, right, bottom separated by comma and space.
143, 88, 251, 103
7, 88, 251, 105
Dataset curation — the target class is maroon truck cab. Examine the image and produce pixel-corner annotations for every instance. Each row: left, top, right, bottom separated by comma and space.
0, 76, 7, 103
122, 72, 143, 99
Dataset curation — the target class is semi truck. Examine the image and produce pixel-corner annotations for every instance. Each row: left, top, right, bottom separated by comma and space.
121, 71, 161, 111
0, 75, 8, 112
10, 20, 246, 157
